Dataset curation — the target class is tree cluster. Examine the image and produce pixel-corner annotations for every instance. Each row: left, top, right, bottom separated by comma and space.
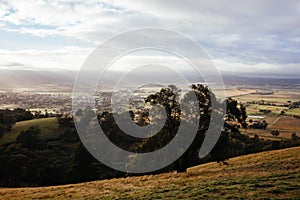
0, 85, 299, 187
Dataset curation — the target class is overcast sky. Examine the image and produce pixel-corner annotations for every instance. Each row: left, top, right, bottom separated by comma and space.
0, 0, 299, 77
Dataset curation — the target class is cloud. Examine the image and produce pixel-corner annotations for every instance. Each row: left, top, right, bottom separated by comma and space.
0, 0, 299, 76
0, 46, 92, 70
214, 59, 300, 77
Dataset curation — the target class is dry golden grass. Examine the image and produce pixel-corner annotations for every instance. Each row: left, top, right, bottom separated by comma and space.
0, 147, 299, 199
224, 88, 256, 97
269, 116, 300, 131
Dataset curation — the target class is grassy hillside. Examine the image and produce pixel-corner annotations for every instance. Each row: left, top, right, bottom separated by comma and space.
0, 117, 58, 145
0, 147, 299, 199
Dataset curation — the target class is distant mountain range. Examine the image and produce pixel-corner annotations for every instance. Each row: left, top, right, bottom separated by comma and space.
0, 70, 76, 89
0, 69, 299, 90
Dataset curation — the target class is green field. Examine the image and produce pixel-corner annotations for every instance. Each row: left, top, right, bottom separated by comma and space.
235, 90, 300, 104
245, 104, 300, 116
0, 117, 58, 146
0, 147, 299, 199
286, 108, 300, 116
246, 104, 289, 115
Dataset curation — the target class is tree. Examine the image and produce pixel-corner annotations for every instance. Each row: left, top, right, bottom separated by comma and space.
271, 130, 280, 137
69, 143, 115, 182
139, 84, 247, 172
291, 132, 297, 140
0, 113, 16, 131
75, 109, 84, 117
0, 124, 4, 139
57, 116, 74, 128
145, 85, 181, 134
6, 153, 27, 186
61, 128, 79, 143
16, 126, 41, 148
13, 108, 33, 122
226, 98, 247, 128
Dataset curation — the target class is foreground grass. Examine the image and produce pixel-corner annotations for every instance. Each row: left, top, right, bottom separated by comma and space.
0, 147, 299, 199
0, 118, 58, 145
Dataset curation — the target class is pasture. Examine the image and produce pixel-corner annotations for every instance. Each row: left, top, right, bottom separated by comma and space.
0, 117, 58, 146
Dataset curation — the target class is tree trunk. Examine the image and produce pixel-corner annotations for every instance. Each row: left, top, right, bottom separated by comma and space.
176, 167, 187, 173
176, 160, 187, 173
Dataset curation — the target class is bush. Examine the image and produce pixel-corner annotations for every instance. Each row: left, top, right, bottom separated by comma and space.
16, 126, 41, 148
0, 124, 4, 139
271, 130, 280, 137
291, 132, 298, 140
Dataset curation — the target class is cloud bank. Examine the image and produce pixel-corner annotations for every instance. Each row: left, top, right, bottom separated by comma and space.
0, 0, 299, 76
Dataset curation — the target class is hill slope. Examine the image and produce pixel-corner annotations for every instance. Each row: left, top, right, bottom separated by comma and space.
0, 117, 58, 146
0, 147, 299, 199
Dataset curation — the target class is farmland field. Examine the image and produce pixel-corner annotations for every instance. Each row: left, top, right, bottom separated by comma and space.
223, 88, 256, 97
228, 87, 300, 140
245, 104, 288, 115
243, 115, 300, 140
268, 116, 300, 132
235, 92, 300, 104
286, 108, 300, 116
242, 128, 297, 140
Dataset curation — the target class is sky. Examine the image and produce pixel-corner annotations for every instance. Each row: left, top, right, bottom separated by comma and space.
0, 0, 300, 77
